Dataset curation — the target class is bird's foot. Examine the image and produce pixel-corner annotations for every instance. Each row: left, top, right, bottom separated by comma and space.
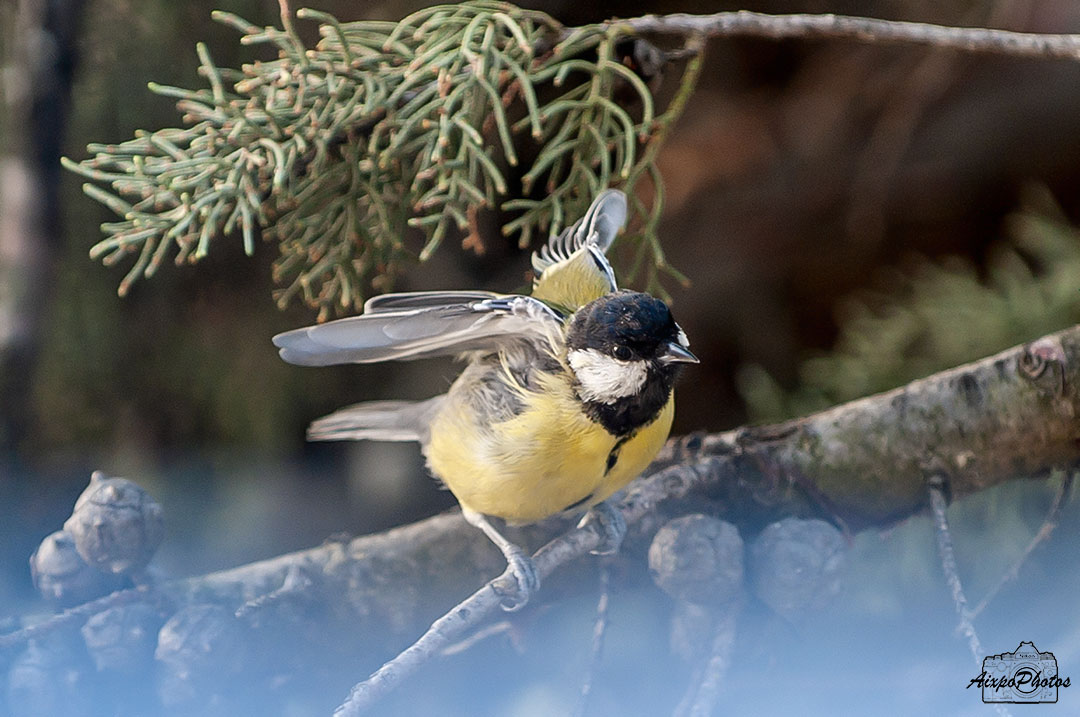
579, 502, 627, 556
494, 545, 540, 612
461, 508, 541, 611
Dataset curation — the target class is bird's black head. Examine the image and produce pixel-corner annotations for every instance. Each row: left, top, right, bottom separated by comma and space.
566, 290, 697, 435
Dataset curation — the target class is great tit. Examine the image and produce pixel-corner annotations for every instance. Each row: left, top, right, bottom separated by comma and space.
273, 190, 697, 608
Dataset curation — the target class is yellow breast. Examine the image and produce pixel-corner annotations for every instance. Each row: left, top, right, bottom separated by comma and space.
426, 371, 674, 524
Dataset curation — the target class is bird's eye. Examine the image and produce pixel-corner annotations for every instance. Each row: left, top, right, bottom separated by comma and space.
613, 345, 632, 361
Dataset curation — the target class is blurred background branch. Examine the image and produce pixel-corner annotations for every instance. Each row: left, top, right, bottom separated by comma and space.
617, 9, 1080, 58
0, 0, 87, 450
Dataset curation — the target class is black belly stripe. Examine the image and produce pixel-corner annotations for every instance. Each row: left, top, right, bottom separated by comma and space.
605, 434, 631, 474
561, 434, 635, 515
560, 493, 594, 514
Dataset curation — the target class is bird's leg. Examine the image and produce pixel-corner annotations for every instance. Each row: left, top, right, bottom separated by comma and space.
578, 501, 627, 556
462, 507, 540, 611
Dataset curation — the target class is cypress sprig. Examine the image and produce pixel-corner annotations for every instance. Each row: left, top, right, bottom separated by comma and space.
64, 2, 700, 317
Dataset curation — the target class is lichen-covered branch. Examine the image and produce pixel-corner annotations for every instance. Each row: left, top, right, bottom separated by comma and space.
121, 322, 1079, 708
722, 330, 1079, 530
5, 323, 1078, 711
159, 323, 1080, 712
156, 322, 1079, 613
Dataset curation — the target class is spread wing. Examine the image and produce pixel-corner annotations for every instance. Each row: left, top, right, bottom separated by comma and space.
530, 189, 627, 310
273, 293, 565, 366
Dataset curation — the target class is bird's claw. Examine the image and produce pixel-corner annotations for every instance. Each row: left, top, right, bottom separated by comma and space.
579, 502, 627, 555
494, 546, 540, 612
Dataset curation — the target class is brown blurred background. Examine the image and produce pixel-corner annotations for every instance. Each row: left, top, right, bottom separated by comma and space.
2, 1, 1080, 711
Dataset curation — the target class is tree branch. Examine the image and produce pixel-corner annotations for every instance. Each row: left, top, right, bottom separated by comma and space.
6, 324, 1078, 710
613, 11, 1080, 60
159, 323, 1077, 615
326, 323, 1080, 712
149, 322, 1080, 712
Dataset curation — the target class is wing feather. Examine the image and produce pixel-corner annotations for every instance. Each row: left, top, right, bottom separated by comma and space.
531, 189, 626, 274
275, 191, 626, 367
273, 294, 564, 366
363, 291, 500, 314
530, 189, 626, 309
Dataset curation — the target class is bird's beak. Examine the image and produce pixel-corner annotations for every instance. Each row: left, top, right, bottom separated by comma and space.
660, 341, 699, 365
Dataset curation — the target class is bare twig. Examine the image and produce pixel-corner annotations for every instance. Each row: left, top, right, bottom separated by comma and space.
440, 620, 514, 657
331, 503, 624, 716
0, 586, 158, 653
332, 583, 499, 716
674, 606, 741, 717
574, 561, 612, 717
969, 470, 1075, 619
234, 564, 312, 620
613, 11, 1080, 60
927, 474, 982, 660
927, 475, 1013, 717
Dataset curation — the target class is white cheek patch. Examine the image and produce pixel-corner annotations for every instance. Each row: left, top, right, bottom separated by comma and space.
676, 326, 690, 348
568, 348, 649, 404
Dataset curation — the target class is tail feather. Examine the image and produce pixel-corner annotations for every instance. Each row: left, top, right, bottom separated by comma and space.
307, 397, 444, 443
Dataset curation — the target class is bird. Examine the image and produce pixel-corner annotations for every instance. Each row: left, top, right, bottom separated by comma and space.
273, 189, 697, 608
